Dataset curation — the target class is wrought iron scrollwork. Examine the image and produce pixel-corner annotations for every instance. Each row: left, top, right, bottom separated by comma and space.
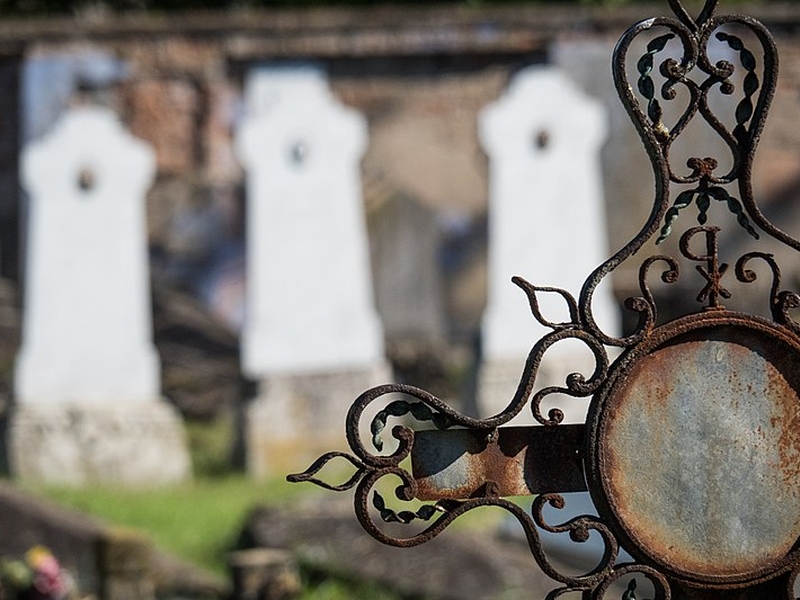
289, 0, 800, 597
289, 379, 616, 586
581, 0, 799, 348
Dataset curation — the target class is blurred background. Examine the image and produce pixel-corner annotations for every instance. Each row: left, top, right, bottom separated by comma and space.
0, 1, 798, 598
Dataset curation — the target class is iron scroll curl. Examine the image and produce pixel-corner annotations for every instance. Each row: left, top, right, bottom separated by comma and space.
289, 0, 800, 597
580, 0, 800, 348
288, 380, 622, 589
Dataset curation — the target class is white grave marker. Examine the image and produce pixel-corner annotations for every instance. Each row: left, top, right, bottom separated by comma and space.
236, 65, 389, 476
11, 106, 190, 485
478, 66, 619, 421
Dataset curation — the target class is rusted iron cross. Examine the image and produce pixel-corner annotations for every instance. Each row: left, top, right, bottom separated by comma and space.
290, 1, 800, 598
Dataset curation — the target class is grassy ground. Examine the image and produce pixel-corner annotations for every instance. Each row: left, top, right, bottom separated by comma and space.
25, 475, 409, 599
21, 416, 324, 578
18, 414, 409, 598
25, 474, 316, 579
20, 417, 498, 598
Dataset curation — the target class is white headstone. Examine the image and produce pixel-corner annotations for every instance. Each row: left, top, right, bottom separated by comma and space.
235, 65, 389, 476
237, 65, 384, 377
11, 106, 190, 485
478, 66, 619, 421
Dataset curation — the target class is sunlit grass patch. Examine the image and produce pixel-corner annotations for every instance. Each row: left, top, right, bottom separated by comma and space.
23, 474, 323, 578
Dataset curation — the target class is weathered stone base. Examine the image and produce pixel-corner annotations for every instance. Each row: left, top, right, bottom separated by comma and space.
245, 363, 393, 478
477, 354, 602, 424
8, 401, 192, 486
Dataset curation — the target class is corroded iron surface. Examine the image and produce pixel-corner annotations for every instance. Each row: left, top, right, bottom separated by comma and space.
411, 425, 586, 500
588, 312, 800, 586
289, 1, 800, 597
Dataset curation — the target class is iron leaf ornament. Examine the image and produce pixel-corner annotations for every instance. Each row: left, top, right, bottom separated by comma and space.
289, 1, 800, 598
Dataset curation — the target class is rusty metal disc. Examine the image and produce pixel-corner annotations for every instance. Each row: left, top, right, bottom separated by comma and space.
586, 311, 800, 588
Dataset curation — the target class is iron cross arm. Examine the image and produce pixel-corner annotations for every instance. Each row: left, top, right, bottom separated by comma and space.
288, 0, 800, 597
411, 425, 586, 501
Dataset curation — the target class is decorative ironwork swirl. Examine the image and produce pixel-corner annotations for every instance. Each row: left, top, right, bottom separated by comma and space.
580, 0, 800, 347
287, 384, 619, 589
289, 1, 800, 597
735, 251, 800, 334
512, 276, 611, 424
544, 566, 671, 599
593, 566, 671, 600
287, 277, 616, 582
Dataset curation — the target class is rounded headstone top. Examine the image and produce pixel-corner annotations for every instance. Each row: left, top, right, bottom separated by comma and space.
22, 106, 155, 200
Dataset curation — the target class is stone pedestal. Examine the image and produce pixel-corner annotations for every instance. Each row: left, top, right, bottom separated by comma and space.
8, 402, 190, 486
13, 106, 191, 485
245, 364, 392, 478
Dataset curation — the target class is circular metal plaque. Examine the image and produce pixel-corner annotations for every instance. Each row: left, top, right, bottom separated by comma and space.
587, 312, 800, 586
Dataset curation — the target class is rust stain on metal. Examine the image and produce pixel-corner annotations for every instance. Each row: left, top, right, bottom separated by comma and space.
592, 314, 800, 583
289, 2, 800, 596
411, 425, 586, 500
769, 350, 800, 490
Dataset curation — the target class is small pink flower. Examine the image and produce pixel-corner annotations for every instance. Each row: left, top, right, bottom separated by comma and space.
24, 547, 69, 599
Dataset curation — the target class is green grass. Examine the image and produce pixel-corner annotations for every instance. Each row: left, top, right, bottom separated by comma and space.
301, 577, 406, 600
23, 475, 412, 598
21, 417, 338, 582
24, 474, 323, 579
25, 466, 509, 578
19, 417, 500, 599
23, 473, 506, 596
